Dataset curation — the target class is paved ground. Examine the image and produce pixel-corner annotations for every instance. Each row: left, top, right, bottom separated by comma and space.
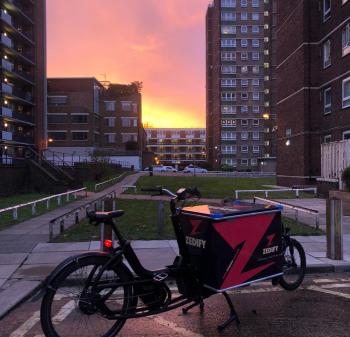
0, 273, 349, 337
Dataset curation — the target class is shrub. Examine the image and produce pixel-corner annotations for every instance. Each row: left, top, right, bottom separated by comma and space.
341, 166, 350, 191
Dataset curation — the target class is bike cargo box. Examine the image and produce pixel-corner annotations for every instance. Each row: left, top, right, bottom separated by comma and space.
179, 201, 284, 291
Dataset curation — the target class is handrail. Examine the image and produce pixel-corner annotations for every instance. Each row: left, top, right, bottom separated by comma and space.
94, 172, 127, 191
253, 196, 320, 229
0, 187, 87, 220
235, 187, 317, 199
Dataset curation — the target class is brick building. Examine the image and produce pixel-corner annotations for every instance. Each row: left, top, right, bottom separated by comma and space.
206, 0, 276, 171
47, 78, 144, 168
1, 0, 47, 162
145, 128, 206, 167
276, 0, 350, 186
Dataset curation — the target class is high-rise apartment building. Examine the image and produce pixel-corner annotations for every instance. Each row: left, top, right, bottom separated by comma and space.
276, 0, 350, 186
1, 0, 47, 162
206, 0, 276, 171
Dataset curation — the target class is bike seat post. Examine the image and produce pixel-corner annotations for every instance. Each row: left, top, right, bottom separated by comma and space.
109, 219, 126, 246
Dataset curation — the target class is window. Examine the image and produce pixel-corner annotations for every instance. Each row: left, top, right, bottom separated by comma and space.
241, 12, 248, 20
252, 65, 260, 74
71, 114, 88, 123
241, 25, 248, 33
252, 131, 260, 140
221, 92, 236, 101
241, 105, 248, 113
221, 25, 236, 34
342, 77, 350, 108
323, 87, 332, 114
253, 119, 259, 127
241, 79, 249, 87
252, 78, 260, 86
323, 40, 331, 68
72, 131, 88, 141
104, 101, 116, 111
122, 133, 137, 143
241, 145, 248, 153
221, 38, 236, 47
121, 101, 132, 111
252, 52, 260, 60
221, 0, 236, 7
252, 0, 260, 7
323, 0, 331, 20
221, 79, 237, 87
221, 65, 236, 73
241, 159, 249, 166
286, 128, 292, 136
251, 158, 258, 166
222, 119, 237, 127
241, 39, 248, 47
47, 114, 67, 124
221, 12, 236, 21
241, 92, 248, 100
222, 145, 237, 154
121, 117, 137, 127
241, 119, 248, 126
221, 105, 237, 113
264, 62, 270, 68
221, 51, 236, 60
223, 158, 237, 167
48, 95, 67, 106
323, 135, 331, 143
342, 23, 350, 56
253, 92, 260, 100
241, 65, 248, 73
105, 133, 116, 143
241, 0, 248, 7
105, 117, 116, 127
252, 39, 260, 47
252, 25, 260, 33
241, 52, 248, 60
241, 131, 248, 140
252, 13, 260, 20
253, 105, 260, 113
48, 131, 67, 141
221, 131, 237, 140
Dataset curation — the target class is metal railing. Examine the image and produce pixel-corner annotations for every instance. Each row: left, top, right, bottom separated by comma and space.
253, 196, 320, 229
94, 172, 127, 191
235, 187, 317, 199
0, 188, 87, 221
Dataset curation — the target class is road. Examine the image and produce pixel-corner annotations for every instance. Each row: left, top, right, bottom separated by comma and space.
0, 273, 349, 337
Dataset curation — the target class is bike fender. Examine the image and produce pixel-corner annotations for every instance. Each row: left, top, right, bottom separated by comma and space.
43, 251, 122, 288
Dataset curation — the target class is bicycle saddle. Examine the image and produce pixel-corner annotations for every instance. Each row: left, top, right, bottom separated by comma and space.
87, 210, 124, 222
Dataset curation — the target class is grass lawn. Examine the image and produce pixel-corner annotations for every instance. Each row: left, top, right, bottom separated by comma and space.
84, 171, 133, 192
53, 199, 323, 242
132, 176, 315, 200
0, 192, 83, 231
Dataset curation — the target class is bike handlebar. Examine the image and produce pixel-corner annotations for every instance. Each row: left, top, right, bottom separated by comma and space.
141, 186, 200, 200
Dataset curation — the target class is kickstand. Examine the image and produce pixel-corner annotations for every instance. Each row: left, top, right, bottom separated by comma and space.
182, 298, 205, 314
217, 292, 240, 332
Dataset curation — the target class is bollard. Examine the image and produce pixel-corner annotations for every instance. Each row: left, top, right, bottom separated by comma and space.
66, 193, 70, 202
13, 208, 18, 220
32, 203, 36, 215
75, 211, 79, 224
60, 219, 65, 234
57, 196, 61, 205
326, 198, 343, 260
157, 200, 165, 235
100, 198, 114, 251
46, 199, 50, 210
296, 189, 300, 198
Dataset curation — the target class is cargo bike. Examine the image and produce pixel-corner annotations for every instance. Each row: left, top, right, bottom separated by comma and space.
40, 187, 306, 337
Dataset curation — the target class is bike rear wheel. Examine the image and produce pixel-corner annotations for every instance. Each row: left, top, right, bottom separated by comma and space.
40, 255, 134, 337
279, 238, 306, 291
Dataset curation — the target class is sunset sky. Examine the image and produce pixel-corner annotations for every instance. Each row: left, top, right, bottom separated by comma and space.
47, 0, 210, 128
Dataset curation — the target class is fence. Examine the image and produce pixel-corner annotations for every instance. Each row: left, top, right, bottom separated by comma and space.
0, 188, 87, 221
235, 187, 317, 199
321, 139, 350, 181
94, 172, 127, 191
253, 196, 320, 229
194, 171, 276, 177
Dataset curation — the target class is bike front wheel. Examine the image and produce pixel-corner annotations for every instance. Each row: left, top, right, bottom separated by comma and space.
40, 255, 135, 337
279, 238, 306, 291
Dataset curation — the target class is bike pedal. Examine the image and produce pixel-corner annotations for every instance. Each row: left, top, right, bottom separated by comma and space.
153, 272, 168, 282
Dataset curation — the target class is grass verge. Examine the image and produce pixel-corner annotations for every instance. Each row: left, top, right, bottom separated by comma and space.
53, 199, 323, 242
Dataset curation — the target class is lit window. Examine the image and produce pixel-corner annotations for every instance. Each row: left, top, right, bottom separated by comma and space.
241, 105, 248, 113
264, 62, 270, 68
252, 131, 260, 140
221, 38, 236, 47
323, 0, 331, 20
221, 0, 236, 7
221, 51, 236, 60
323, 87, 332, 114
286, 128, 292, 136
253, 92, 260, 100
252, 79, 260, 86
241, 12, 248, 20
252, 0, 260, 7
241, 65, 248, 73
221, 79, 237, 87
323, 39, 331, 68
241, 39, 248, 47
241, 0, 248, 7
342, 77, 350, 108
221, 105, 237, 114
221, 65, 236, 73
252, 65, 260, 74
252, 13, 260, 20
221, 25, 236, 34
264, 49, 269, 55
251, 158, 258, 166
342, 23, 350, 56
252, 25, 260, 33
241, 131, 248, 140
252, 39, 260, 47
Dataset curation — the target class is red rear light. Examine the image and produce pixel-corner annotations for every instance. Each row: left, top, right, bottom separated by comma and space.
104, 239, 113, 249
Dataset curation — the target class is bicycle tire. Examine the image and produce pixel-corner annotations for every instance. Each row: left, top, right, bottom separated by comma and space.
279, 238, 306, 291
40, 255, 135, 337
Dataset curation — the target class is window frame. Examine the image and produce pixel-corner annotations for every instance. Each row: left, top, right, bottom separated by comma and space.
342, 77, 350, 108
323, 87, 332, 114
323, 39, 331, 68
323, 0, 331, 21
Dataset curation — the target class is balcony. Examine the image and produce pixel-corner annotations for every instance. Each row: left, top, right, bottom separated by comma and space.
2, 58, 14, 71
1, 106, 13, 117
1, 33, 13, 48
1, 131, 13, 141
1, 9, 12, 25
13, 111, 34, 124
12, 133, 34, 144
1, 156, 13, 165
2, 82, 13, 94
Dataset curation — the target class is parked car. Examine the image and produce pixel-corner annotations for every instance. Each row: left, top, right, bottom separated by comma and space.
183, 165, 208, 173
163, 166, 178, 172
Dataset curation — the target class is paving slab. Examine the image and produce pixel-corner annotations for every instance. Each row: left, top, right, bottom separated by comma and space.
89, 241, 100, 250
305, 254, 327, 265
33, 242, 90, 252
0, 279, 6, 288
0, 280, 41, 319
24, 251, 80, 265
307, 251, 327, 258
12, 264, 56, 281
130, 240, 172, 249
0, 253, 27, 265
133, 248, 176, 270
0, 265, 19, 279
